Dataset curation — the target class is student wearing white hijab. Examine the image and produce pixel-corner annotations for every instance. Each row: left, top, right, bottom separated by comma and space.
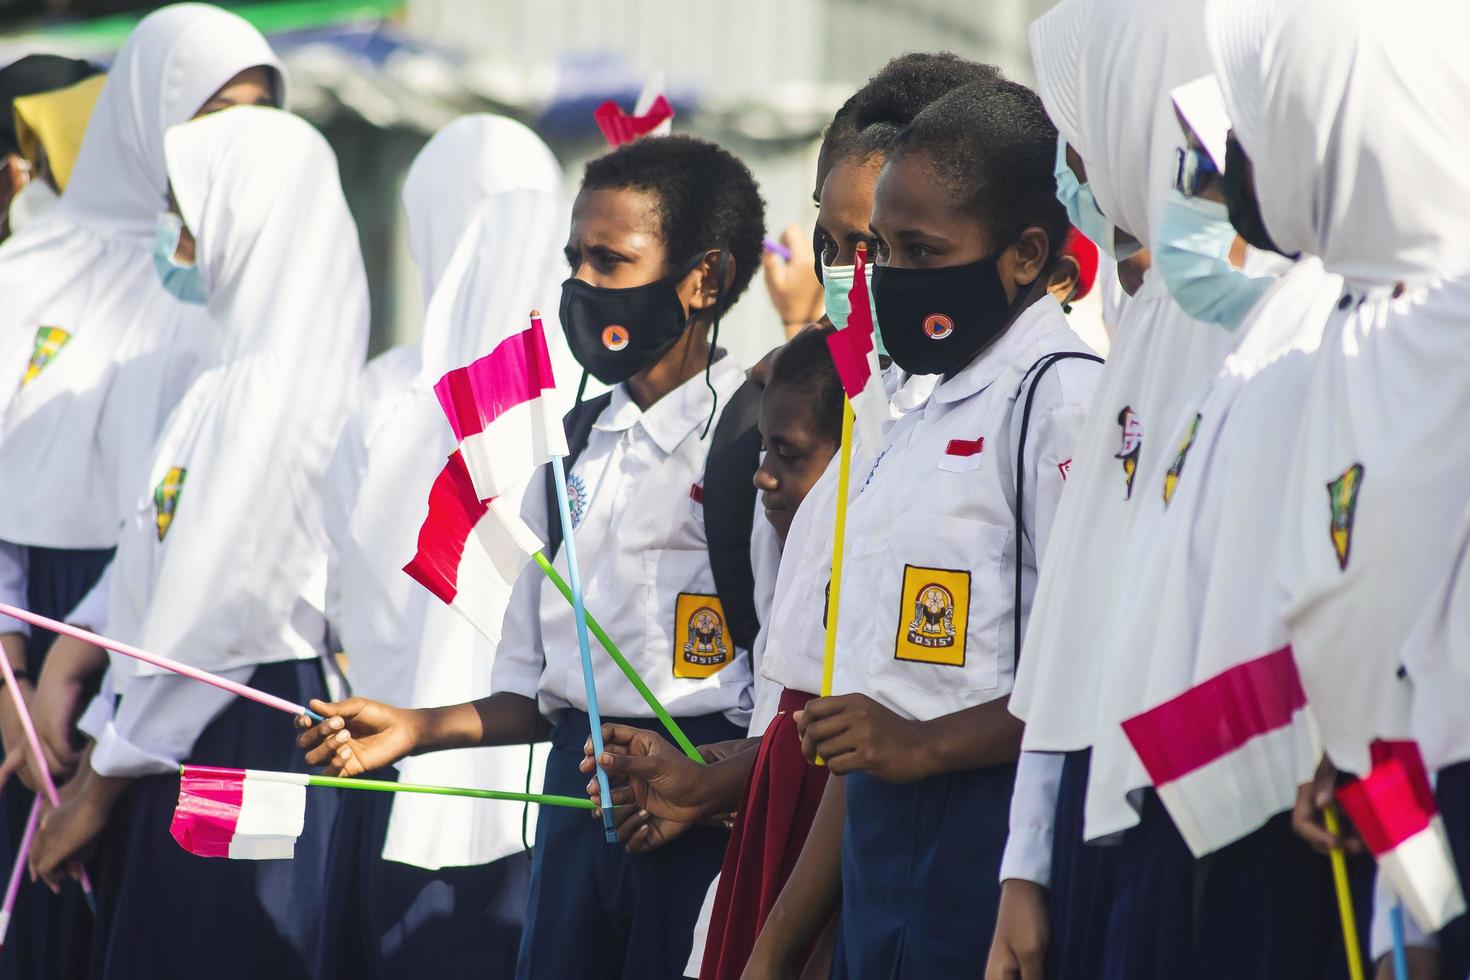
316, 114, 568, 979
0, 9, 284, 980
1210, 0, 1470, 975
28, 106, 367, 979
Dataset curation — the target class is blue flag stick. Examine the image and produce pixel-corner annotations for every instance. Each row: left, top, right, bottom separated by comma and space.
549, 454, 617, 843
1389, 902, 1408, 980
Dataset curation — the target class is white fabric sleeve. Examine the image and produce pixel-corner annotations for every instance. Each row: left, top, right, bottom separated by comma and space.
1369, 872, 1435, 962
489, 474, 548, 703
998, 750, 1065, 886
0, 541, 29, 637
66, 562, 113, 631
1022, 402, 1091, 567
89, 669, 247, 777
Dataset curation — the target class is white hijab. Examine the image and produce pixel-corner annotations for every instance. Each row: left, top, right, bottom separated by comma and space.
106, 106, 366, 677
1028, 0, 1090, 160
0, 4, 286, 548
1210, 0, 1470, 775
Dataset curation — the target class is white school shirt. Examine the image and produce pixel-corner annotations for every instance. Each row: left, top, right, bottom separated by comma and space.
830, 297, 1098, 721
0, 542, 28, 637
492, 356, 754, 726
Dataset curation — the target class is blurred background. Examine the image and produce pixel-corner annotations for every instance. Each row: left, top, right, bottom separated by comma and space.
0, 0, 1100, 367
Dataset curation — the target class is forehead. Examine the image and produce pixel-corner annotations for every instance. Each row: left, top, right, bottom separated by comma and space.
819, 155, 882, 221
569, 186, 663, 242
871, 152, 961, 228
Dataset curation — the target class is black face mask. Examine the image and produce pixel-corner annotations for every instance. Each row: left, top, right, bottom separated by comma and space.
1223, 135, 1298, 259
871, 249, 1027, 377
559, 275, 690, 385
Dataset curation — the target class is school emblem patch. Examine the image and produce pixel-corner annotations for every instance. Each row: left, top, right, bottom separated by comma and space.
153, 467, 187, 541
20, 326, 70, 388
675, 593, 730, 678
1326, 462, 1364, 571
1115, 406, 1142, 500
565, 471, 587, 528
895, 564, 971, 667
1162, 414, 1202, 508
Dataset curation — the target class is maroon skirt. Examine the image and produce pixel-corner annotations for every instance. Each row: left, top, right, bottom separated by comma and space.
700, 688, 830, 979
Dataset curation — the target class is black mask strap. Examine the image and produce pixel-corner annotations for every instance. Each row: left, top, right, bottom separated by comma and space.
574, 369, 590, 406
699, 249, 728, 440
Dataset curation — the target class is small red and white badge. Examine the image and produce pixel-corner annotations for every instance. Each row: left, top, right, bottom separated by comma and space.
939, 436, 984, 473
689, 482, 705, 516
1058, 458, 1072, 480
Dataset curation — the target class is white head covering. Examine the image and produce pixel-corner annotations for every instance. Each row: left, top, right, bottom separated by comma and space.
0, 4, 286, 548
106, 106, 366, 676
1209, 0, 1470, 287
1028, 0, 1091, 157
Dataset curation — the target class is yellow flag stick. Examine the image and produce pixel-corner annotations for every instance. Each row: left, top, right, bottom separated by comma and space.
815, 399, 856, 765
1322, 805, 1367, 980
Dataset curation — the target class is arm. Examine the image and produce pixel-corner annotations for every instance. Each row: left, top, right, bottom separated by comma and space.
29, 742, 130, 893
985, 751, 1064, 980
28, 634, 109, 782
579, 724, 760, 821
743, 776, 845, 979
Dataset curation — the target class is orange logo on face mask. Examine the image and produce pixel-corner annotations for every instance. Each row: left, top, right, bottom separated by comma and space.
923, 313, 954, 340
602, 325, 630, 351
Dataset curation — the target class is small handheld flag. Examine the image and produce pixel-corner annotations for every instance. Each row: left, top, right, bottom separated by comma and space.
1336, 740, 1467, 933
1321, 804, 1367, 980
594, 74, 675, 147
824, 243, 888, 459
170, 765, 596, 860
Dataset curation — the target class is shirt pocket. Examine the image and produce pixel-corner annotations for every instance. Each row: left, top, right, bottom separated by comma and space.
867, 510, 1010, 701
643, 547, 734, 683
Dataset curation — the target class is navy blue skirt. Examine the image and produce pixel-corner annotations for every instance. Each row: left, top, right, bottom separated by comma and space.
314, 765, 532, 979
1436, 760, 1470, 978
517, 709, 740, 980
832, 761, 1017, 980
0, 545, 111, 980
1047, 749, 1121, 980
87, 658, 337, 979
1098, 788, 1196, 980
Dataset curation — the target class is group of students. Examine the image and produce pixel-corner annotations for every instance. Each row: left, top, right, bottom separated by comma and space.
0, 0, 1467, 978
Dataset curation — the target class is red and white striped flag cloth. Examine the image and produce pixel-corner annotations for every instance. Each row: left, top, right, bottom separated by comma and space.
1337, 740, 1467, 933
434, 314, 568, 502
825, 245, 889, 457
402, 450, 543, 644
594, 74, 675, 146
1120, 645, 1316, 856
170, 766, 309, 860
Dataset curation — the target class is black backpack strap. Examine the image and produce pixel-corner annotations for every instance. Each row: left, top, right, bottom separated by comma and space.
1012, 351, 1104, 663
702, 377, 764, 652
543, 392, 613, 561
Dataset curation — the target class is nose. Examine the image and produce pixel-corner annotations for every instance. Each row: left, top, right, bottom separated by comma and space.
753, 458, 778, 493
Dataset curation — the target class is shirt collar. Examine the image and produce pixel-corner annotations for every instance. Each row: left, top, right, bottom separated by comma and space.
594, 353, 745, 455
931, 295, 1066, 405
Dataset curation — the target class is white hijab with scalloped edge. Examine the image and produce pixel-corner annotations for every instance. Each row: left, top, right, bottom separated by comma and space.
106, 106, 366, 677
0, 4, 286, 549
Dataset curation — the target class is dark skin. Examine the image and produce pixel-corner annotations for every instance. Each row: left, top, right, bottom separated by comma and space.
25, 65, 285, 891
754, 385, 837, 543
295, 184, 737, 777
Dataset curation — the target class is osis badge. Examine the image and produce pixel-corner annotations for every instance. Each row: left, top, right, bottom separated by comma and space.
1326, 462, 1364, 571
20, 326, 70, 388
1162, 414, 1202, 508
894, 564, 971, 667
674, 593, 731, 678
1115, 406, 1142, 500
154, 467, 187, 541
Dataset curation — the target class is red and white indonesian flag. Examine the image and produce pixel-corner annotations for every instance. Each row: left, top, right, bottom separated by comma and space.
1337, 740, 1467, 933
402, 450, 543, 644
170, 766, 309, 860
594, 73, 675, 147
825, 245, 889, 457
434, 314, 568, 502
1121, 645, 1316, 857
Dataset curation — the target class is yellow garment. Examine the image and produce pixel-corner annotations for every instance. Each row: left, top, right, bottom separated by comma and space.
13, 73, 105, 192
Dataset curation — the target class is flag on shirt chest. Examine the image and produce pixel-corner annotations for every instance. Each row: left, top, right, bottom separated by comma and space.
1336, 740, 1467, 933
434, 314, 569, 502
170, 766, 309, 860
825, 244, 889, 457
402, 450, 543, 645
1120, 645, 1315, 857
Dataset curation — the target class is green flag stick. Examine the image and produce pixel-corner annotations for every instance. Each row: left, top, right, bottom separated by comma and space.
308, 773, 597, 810
532, 552, 704, 764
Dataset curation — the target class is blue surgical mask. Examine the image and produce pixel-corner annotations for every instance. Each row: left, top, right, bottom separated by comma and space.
153, 211, 207, 305
821, 260, 886, 357
1053, 135, 1141, 261
1155, 192, 1273, 329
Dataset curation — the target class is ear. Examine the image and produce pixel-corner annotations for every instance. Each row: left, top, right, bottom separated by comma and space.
1004, 226, 1051, 294
1045, 254, 1082, 307
678, 249, 736, 314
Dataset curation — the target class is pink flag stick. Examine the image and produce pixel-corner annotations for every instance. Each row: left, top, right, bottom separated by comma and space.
0, 796, 41, 948
0, 603, 319, 721
0, 652, 94, 901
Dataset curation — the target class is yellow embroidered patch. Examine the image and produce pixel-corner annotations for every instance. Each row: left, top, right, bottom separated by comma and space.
894, 564, 971, 667
674, 593, 731, 678
20, 326, 70, 388
154, 467, 187, 541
